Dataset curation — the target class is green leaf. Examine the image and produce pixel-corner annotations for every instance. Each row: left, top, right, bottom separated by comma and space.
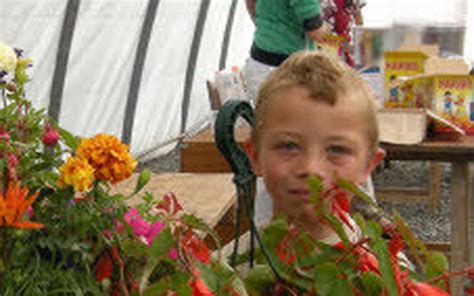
298, 241, 344, 268
308, 175, 324, 210
209, 261, 249, 295
325, 214, 350, 249
358, 271, 384, 296
425, 251, 449, 289
366, 221, 399, 296
352, 213, 367, 235
313, 262, 354, 296
244, 264, 275, 295
196, 261, 219, 292
392, 211, 429, 271
143, 273, 191, 296
139, 227, 174, 293
134, 168, 151, 194
336, 178, 381, 210
58, 127, 80, 150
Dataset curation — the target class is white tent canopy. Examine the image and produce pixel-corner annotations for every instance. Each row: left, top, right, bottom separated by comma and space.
0, 0, 254, 160
1, 0, 472, 161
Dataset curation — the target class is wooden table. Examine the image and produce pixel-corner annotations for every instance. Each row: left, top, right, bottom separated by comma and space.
180, 127, 250, 172
382, 135, 474, 296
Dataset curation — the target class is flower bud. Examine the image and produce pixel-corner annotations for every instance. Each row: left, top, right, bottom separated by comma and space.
0, 125, 10, 141
42, 124, 59, 146
6, 82, 17, 92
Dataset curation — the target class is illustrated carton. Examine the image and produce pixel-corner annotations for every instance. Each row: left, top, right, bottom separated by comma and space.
319, 34, 345, 59
383, 51, 429, 108
429, 75, 474, 134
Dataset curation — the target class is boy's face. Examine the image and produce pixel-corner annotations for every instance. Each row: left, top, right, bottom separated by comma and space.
249, 86, 384, 226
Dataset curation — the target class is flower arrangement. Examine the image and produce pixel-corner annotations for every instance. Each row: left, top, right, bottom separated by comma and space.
0, 41, 246, 295
2, 41, 474, 296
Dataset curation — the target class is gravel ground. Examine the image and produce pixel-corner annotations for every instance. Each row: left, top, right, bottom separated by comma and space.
373, 161, 452, 242
140, 145, 451, 243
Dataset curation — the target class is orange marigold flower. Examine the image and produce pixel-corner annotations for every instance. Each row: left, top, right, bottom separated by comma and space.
58, 156, 95, 192
0, 182, 43, 229
76, 134, 137, 184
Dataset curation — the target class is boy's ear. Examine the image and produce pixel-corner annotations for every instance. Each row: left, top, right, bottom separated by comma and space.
366, 148, 385, 175
243, 139, 263, 176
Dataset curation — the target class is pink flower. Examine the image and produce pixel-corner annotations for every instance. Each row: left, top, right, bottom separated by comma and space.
7, 153, 18, 180
146, 221, 165, 245
42, 123, 59, 146
168, 248, 178, 260
26, 206, 34, 219
123, 208, 165, 246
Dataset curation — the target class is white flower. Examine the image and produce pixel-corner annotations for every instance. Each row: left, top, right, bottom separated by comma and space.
0, 41, 18, 73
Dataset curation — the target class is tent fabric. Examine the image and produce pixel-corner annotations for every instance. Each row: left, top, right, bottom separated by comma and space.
1, 0, 471, 161
0, 0, 254, 160
362, 0, 467, 28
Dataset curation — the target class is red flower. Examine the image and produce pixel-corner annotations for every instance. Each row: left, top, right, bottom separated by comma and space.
155, 192, 183, 215
181, 231, 210, 264
95, 251, 113, 283
357, 248, 379, 274
275, 236, 296, 265
42, 123, 59, 147
388, 232, 405, 295
323, 186, 353, 230
404, 282, 450, 296
189, 268, 215, 296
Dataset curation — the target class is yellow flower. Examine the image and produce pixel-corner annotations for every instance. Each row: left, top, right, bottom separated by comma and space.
76, 134, 137, 184
0, 182, 43, 229
0, 41, 18, 73
58, 156, 95, 192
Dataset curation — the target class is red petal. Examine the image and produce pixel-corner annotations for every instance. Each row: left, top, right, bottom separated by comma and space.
96, 252, 113, 283
407, 282, 450, 296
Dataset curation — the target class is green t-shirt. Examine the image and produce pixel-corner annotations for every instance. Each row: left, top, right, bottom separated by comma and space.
254, 0, 321, 55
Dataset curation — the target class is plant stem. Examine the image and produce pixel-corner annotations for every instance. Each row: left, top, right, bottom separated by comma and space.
0, 227, 6, 286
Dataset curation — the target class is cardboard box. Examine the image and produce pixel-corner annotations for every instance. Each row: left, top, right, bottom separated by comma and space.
383, 51, 429, 108
429, 75, 474, 133
378, 108, 427, 144
377, 108, 465, 144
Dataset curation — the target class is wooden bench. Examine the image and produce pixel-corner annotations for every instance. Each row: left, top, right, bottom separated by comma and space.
114, 172, 238, 246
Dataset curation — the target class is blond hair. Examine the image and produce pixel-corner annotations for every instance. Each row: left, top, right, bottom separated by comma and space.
252, 51, 380, 156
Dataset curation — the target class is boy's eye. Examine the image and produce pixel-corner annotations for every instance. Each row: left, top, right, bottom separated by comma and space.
327, 145, 351, 156
275, 142, 300, 152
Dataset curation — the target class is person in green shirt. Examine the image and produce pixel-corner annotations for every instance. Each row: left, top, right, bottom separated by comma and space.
244, 0, 329, 100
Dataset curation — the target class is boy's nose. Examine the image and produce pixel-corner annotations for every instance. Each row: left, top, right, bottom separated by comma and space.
298, 153, 331, 181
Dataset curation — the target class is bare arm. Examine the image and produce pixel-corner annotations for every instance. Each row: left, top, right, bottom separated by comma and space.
306, 22, 329, 44
245, 0, 256, 24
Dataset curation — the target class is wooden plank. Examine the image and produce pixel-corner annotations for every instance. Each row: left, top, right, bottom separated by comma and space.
180, 127, 250, 173
114, 172, 236, 229
376, 187, 429, 203
471, 164, 474, 271
382, 135, 474, 162
429, 162, 441, 213
450, 162, 469, 296
181, 139, 231, 172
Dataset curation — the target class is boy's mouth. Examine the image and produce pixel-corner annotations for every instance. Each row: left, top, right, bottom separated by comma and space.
288, 189, 311, 201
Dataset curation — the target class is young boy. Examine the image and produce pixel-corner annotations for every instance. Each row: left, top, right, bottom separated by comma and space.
247, 50, 385, 242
